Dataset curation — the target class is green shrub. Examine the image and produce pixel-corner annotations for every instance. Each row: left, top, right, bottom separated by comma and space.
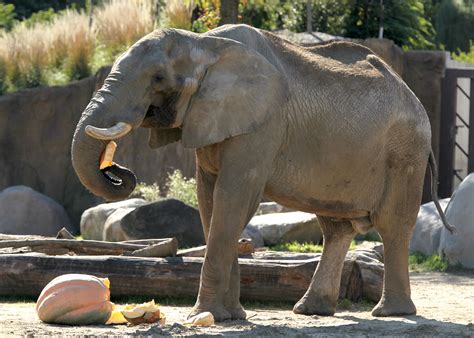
131, 182, 161, 202
271, 240, 357, 253
166, 170, 198, 208
0, 3, 16, 31
409, 252, 449, 272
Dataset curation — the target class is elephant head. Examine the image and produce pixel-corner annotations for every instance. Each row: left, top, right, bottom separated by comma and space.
71, 28, 286, 201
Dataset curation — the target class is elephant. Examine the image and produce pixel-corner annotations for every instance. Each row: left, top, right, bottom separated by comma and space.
71, 24, 454, 321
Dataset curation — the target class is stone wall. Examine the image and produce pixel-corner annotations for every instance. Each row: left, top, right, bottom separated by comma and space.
0, 72, 195, 228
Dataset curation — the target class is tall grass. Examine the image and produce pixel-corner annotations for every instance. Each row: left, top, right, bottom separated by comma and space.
94, 0, 155, 53
163, 0, 195, 30
0, 0, 156, 93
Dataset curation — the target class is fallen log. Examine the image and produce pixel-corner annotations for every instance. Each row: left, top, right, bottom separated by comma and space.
126, 238, 178, 257
0, 250, 383, 302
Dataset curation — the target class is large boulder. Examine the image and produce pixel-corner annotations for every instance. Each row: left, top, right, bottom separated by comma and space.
246, 211, 322, 246
121, 199, 205, 247
410, 198, 450, 256
80, 198, 146, 240
102, 207, 136, 242
0, 185, 73, 236
439, 174, 474, 268
255, 202, 294, 215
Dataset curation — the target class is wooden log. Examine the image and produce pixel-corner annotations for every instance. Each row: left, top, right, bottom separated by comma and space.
0, 251, 383, 302
56, 228, 75, 239
0, 234, 50, 241
122, 238, 175, 245
0, 239, 147, 256
127, 238, 178, 257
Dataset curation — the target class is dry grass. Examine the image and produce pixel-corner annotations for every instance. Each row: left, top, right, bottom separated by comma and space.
164, 0, 195, 30
0, 0, 156, 92
94, 0, 155, 52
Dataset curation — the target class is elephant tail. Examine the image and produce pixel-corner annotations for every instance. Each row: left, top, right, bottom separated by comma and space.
428, 150, 456, 234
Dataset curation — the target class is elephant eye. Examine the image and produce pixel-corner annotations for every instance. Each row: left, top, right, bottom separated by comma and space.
154, 74, 164, 83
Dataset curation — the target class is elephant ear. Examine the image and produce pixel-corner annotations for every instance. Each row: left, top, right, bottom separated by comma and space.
148, 128, 182, 149
181, 38, 287, 148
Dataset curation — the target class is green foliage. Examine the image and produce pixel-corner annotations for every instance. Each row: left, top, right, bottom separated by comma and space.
409, 252, 449, 272
0, 3, 16, 31
271, 240, 357, 253
452, 43, 474, 64
345, 0, 436, 50
436, 0, 474, 52
165, 170, 198, 208
191, 0, 220, 32
131, 182, 161, 202
22, 8, 56, 27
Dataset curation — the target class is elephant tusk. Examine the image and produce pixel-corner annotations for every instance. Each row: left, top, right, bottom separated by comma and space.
85, 122, 132, 140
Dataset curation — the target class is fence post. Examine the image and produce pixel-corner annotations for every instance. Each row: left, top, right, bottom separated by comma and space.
439, 70, 457, 198
468, 78, 474, 174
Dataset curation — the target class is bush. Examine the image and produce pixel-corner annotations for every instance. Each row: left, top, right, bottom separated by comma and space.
409, 252, 449, 272
131, 182, 161, 202
271, 241, 357, 253
163, 0, 194, 30
165, 170, 198, 208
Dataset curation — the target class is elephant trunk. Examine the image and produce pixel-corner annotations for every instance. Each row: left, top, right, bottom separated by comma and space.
71, 101, 137, 202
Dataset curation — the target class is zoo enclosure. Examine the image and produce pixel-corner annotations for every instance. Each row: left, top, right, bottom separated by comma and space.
439, 66, 474, 197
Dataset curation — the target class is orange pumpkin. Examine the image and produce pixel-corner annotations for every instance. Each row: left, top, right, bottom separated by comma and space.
36, 274, 113, 325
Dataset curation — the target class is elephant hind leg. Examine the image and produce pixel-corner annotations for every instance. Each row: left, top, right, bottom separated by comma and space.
293, 216, 356, 316
370, 162, 426, 317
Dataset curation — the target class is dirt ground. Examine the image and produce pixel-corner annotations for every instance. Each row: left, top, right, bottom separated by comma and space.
1, 272, 472, 337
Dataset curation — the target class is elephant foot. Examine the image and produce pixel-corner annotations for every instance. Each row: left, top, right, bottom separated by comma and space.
227, 304, 247, 320
189, 302, 232, 322
372, 297, 416, 317
293, 294, 336, 316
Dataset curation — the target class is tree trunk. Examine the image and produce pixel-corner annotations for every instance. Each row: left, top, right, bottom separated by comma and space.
219, 0, 239, 25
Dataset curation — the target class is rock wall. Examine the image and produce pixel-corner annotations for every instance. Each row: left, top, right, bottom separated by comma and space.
0, 72, 195, 228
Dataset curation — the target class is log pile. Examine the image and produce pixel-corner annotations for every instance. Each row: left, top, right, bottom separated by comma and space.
0, 231, 384, 303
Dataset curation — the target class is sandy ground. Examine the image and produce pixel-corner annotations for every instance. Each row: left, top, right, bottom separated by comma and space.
1, 272, 472, 337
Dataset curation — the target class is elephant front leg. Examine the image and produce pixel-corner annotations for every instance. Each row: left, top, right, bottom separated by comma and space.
190, 164, 266, 321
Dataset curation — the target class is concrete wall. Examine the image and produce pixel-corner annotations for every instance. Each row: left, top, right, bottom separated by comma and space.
0, 72, 195, 228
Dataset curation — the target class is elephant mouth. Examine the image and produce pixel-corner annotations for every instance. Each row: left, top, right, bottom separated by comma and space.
101, 165, 123, 185
140, 104, 177, 129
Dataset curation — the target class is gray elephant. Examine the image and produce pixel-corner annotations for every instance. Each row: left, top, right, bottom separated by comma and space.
71, 24, 454, 321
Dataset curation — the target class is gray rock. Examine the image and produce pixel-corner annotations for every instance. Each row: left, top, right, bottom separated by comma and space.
80, 198, 146, 240
102, 207, 135, 242
247, 211, 322, 246
410, 198, 450, 256
121, 199, 205, 248
0, 185, 72, 236
255, 202, 294, 215
439, 174, 474, 268
240, 225, 265, 248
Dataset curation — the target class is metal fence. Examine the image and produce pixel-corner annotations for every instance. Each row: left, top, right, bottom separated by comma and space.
439, 68, 474, 197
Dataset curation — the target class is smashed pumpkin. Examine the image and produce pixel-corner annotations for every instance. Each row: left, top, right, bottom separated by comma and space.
121, 300, 165, 325
36, 274, 113, 325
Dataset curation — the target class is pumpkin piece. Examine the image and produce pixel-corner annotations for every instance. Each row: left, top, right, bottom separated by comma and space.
106, 307, 128, 325
36, 274, 113, 325
99, 141, 117, 170
121, 300, 165, 325
184, 312, 215, 326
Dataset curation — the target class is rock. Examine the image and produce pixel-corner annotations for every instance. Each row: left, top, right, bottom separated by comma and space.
439, 174, 474, 268
255, 202, 294, 215
121, 199, 205, 248
410, 198, 450, 256
240, 226, 265, 248
80, 198, 146, 240
102, 207, 135, 242
246, 211, 323, 246
0, 185, 73, 236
